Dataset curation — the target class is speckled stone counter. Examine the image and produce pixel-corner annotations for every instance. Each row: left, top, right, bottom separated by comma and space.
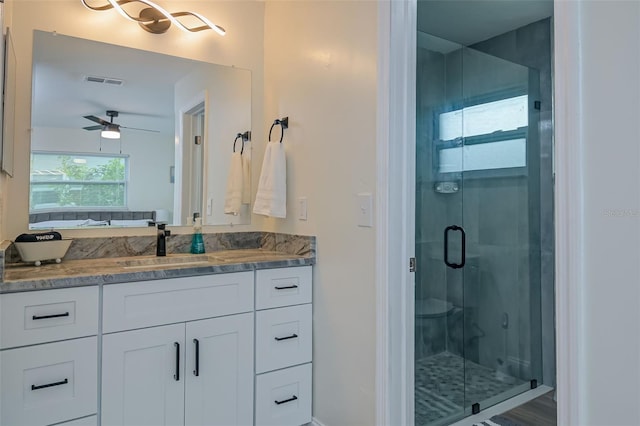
0, 232, 316, 293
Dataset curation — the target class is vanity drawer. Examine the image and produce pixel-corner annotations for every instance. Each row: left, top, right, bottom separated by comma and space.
0, 336, 98, 426
0, 286, 99, 349
103, 272, 253, 333
256, 304, 312, 374
55, 415, 97, 426
255, 363, 312, 426
256, 266, 312, 310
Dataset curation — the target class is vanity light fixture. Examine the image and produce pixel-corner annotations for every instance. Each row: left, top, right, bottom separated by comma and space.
80, 0, 226, 35
101, 124, 121, 139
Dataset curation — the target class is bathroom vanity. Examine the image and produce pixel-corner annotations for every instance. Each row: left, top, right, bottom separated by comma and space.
0, 234, 315, 426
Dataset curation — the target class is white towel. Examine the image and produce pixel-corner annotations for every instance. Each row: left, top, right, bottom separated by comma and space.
224, 151, 243, 215
253, 141, 286, 218
242, 153, 251, 204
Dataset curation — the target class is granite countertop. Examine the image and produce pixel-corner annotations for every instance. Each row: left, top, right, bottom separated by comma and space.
1, 249, 314, 293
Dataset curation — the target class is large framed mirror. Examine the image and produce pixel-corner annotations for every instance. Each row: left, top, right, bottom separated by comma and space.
29, 30, 252, 230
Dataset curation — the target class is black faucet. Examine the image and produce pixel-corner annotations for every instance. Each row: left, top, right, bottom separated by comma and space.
156, 223, 171, 256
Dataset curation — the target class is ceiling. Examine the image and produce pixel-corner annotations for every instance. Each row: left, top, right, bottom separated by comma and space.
31, 31, 206, 135
417, 0, 553, 46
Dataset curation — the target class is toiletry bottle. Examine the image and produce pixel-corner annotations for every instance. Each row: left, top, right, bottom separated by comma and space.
190, 213, 205, 254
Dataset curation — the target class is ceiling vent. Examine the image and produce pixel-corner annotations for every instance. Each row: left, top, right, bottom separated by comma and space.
84, 75, 124, 86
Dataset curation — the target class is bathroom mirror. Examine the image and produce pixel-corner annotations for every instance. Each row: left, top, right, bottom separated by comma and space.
29, 30, 252, 230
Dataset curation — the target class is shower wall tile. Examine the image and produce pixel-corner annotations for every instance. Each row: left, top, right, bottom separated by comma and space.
471, 19, 552, 97
474, 181, 525, 247
475, 246, 519, 369
446, 307, 466, 358
416, 315, 447, 360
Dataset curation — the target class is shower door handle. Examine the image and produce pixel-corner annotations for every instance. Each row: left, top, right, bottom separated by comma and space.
444, 225, 466, 269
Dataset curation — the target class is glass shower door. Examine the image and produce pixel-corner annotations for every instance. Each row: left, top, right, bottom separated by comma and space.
459, 46, 542, 414
414, 33, 543, 425
414, 31, 466, 426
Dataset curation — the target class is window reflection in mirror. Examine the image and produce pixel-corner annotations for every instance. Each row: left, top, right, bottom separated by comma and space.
29, 30, 251, 230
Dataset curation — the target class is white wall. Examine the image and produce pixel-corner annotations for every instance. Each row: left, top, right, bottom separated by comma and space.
572, 2, 640, 424
3, 0, 264, 239
263, 1, 378, 424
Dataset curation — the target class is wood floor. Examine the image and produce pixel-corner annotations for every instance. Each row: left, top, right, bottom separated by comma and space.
497, 390, 557, 425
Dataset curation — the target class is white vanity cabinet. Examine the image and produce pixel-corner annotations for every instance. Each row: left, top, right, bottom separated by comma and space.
0, 265, 313, 426
254, 267, 313, 426
101, 314, 254, 426
101, 272, 255, 426
0, 287, 99, 426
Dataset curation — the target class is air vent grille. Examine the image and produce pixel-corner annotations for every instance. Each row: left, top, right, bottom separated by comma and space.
84, 75, 124, 86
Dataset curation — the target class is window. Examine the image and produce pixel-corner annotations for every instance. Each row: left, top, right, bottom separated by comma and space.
30, 152, 128, 211
436, 95, 528, 174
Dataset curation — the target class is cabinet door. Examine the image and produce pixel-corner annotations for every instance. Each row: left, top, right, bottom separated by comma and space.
185, 313, 254, 426
102, 324, 185, 426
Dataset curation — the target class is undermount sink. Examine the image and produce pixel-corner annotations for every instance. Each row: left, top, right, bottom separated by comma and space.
116, 254, 226, 269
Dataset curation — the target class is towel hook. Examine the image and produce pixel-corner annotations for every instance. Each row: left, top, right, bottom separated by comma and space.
268, 117, 289, 143
233, 131, 251, 154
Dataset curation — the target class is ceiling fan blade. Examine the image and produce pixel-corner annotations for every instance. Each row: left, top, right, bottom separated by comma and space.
83, 115, 109, 126
83, 125, 103, 131
120, 125, 160, 133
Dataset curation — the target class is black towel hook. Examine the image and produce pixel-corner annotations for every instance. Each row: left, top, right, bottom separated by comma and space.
233, 131, 251, 154
268, 117, 289, 143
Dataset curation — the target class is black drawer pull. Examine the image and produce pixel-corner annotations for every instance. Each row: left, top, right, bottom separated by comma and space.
274, 285, 298, 290
31, 378, 68, 391
174, 342, 180, 381
32, 312, 70, 320
274, 333, 298, 342
275, 395, 298, 405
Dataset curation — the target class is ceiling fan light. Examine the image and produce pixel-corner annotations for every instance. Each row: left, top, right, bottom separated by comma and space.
101, 124, 120, 139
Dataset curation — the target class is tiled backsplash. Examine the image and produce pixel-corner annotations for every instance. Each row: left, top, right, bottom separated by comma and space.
2, 232, 316, 265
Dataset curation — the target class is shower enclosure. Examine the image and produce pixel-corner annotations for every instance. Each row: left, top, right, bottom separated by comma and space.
414, 29, 547, 425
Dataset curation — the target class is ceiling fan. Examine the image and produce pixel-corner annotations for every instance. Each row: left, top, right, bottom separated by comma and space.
83, 110, 159, 139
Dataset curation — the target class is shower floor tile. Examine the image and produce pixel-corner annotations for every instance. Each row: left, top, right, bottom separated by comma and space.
415, 352, 526, 426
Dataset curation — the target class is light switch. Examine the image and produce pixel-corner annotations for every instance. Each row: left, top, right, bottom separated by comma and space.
357, 193, 373, 227
298, 197, 308, 220
206, 198, 213, 216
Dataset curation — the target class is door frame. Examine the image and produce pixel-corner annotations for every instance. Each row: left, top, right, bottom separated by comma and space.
376, 1, 584, 425
175, 91, 208, 226
375, 1, 416, 425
